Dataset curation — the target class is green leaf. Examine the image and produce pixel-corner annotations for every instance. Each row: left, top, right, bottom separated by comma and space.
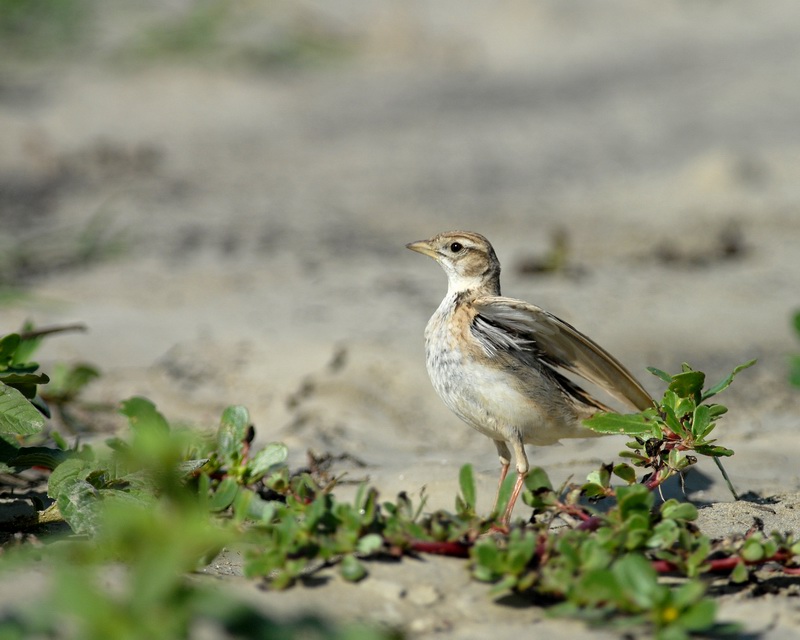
706, 404, 728, 418
232, 486, 254, 524
45, 362, 100, 399
247, 442, 288, 482
0, 381, 46, 437
493, 471, 516, 516
731, 561, 749, 583
48, 458, 102, 535
693, 444, 734, 457
647, 366, 673, 383
790, 356, 800, 388
573, 569, 623, 606
0, 372, 50, 387
674, 396, 697, 421
339, 554, 367, 582
47, 457, 93, 499
488, 575, 520, 596
793, 310, 800, 337
678, 598, 717, 632
11, 334, 44, 367
472, 540, 501, 581
245, 494, 278, 523
702, 359, 756, 401
660, 500, 698, 522
741, 537, 765, 562
616, 485, 654, 521
583, 412, 653, 435
612, 463, 637, 484
458, 464, 476, 510
6, 446, 70, 471
684, 537, 712, 576
217, 405, 250, 464
209, 476, 240, 512
611, 554, 660, 609
120, 396, 169, 434
669, 371, 705, 401
649, 520, 680, 549
505, 530, 537, 574
57, 479, 102, 536
586, 465, 611, 489
762, 537, 779, 559
0, 334, 21, 364
356, 533, 384, 555
581, 483, 607, 498
691, 405, 712, 440
522, 467, 557, 509
667, 448, 691, 472
525, 466, 553, 492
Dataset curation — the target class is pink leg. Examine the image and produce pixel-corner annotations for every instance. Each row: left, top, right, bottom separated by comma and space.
499, 436, 529, 526
501, 471, 527, 526
491, 460, 510, 514
491, 440, 512, 515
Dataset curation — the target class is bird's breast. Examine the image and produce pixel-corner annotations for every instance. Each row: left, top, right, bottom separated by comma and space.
423, 298, 585, 445
425, 303, 526, 436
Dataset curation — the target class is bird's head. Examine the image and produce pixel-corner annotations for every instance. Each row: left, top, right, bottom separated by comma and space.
406, 231, 501, 295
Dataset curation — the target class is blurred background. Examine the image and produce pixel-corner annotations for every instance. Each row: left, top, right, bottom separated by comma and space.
1, 1, 799, 501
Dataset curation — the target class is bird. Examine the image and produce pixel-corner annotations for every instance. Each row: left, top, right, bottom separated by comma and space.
406, 231, 654, 525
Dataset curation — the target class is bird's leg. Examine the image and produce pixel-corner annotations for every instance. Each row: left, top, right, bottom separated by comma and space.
500, 436, 529, 526
490, 440, 512, 515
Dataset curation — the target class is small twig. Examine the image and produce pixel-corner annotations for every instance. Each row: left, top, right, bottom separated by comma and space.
18, 323, 87, 341
713, 457, 740, 500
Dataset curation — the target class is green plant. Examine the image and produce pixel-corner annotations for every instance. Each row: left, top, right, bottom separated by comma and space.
0, 0, 91, 59
790, 311, 800, 388
0, 327, 786, 639
584, 360, 755, 498
134, 0, 230, 59
0, 326, 70, 474
123, 3, 353, 70
40, 360, 102, 434
3, 397, 396, 640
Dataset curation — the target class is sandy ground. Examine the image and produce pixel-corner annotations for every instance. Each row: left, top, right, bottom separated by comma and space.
2, 1, 800, 637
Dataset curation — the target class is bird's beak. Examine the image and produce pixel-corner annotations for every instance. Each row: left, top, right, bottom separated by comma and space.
406, 239, 438, 260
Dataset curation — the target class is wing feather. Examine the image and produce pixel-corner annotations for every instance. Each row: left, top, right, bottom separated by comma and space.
472, 296, 654, 411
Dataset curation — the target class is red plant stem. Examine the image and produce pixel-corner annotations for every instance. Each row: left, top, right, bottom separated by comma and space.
576, 516, 603, 531
409, 539, 471, 558
644, 473, 666, 490
409, 537, 800, 576
560, 504, 594, 522
652, 552, 797, 575
651, 559, 679, 573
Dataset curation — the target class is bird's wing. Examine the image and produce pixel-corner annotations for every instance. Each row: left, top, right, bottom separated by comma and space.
472, 296, 655, 411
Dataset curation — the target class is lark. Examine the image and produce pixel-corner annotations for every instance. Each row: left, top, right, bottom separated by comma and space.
407, 231, 654, 525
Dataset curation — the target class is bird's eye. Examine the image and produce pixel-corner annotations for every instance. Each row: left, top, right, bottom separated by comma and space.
449, 242, 463, 253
